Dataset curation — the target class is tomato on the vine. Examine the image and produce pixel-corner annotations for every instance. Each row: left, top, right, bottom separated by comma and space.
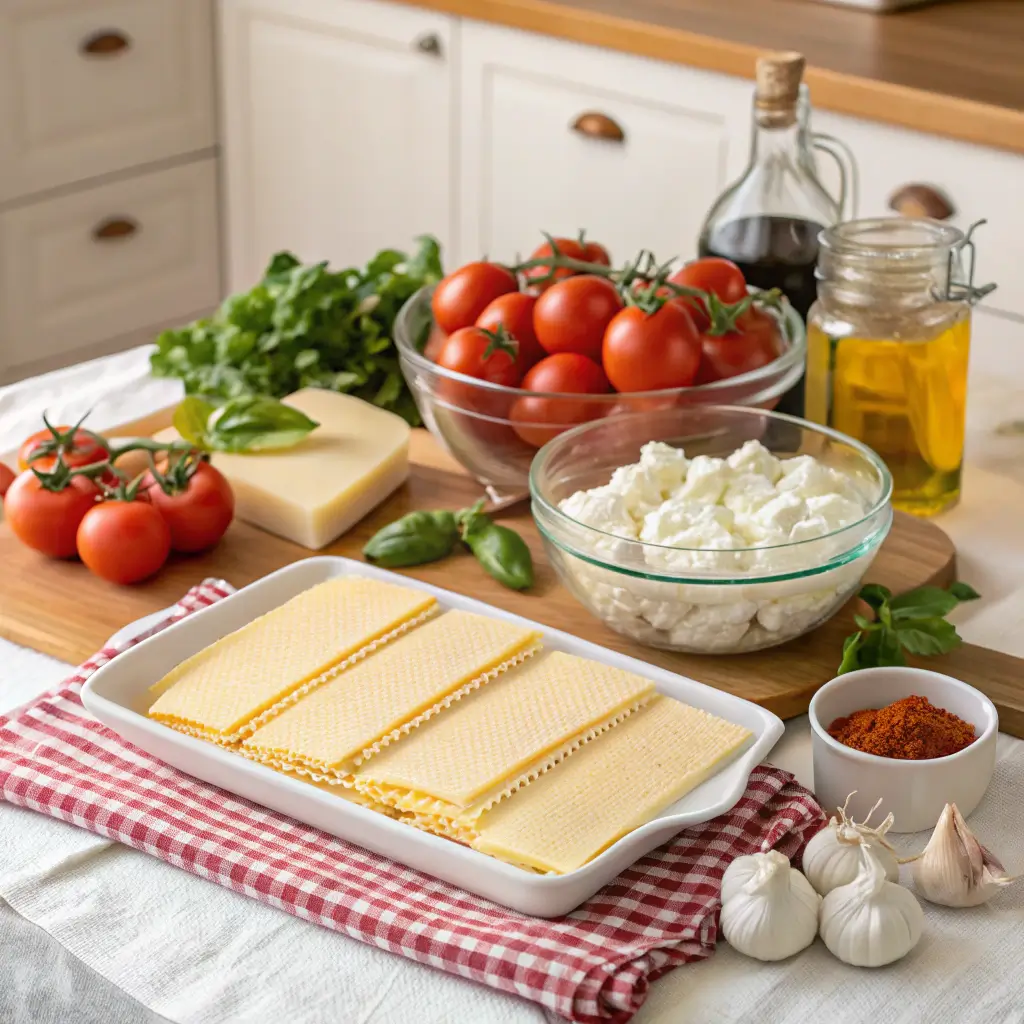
699, 308, 782, 382
437, 327, 522, 388
0, 462, 15, 499
4, 470, 99, 558
77, 498, 171, 584
18, 424, 109, 474
533, 275, 622, 361
510, 353, 610, 448
602, 303, 703, 392
431, 262, 518, 334
667, 258, 748, 331
143, 459, 234, 553
521, 236, 611, 293
436, 327, 522, 443
423, 323, 449, 363
475, 293, 545, 374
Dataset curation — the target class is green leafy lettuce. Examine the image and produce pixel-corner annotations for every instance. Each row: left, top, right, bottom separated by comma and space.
150, 237, 443, 426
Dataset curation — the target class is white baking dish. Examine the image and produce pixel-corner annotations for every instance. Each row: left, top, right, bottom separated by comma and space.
82, 556, 784, 916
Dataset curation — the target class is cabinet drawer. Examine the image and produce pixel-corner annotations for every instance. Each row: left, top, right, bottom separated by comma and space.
0, 0, 215, 202
459, 22, 750, 266
816, 109, 1024, 319
0, 159, 221, 377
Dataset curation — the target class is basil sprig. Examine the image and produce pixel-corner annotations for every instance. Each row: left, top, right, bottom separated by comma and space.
838, 581, 980, 674
174, 395, 318, 453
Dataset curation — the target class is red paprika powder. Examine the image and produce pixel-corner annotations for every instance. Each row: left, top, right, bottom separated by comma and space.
827, 694, 975, 760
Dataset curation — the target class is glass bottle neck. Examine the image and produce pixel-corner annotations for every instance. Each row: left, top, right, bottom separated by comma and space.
748, 102, 814, 171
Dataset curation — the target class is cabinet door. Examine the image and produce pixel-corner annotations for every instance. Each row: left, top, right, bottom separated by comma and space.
220, 0, 455, 293
0, 0, 215, 203
459, 22, 750, 267
0, 159, 221, 383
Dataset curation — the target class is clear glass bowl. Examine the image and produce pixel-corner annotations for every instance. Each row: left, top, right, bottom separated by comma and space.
394, 285, 806, 499
530, 406, 893, 654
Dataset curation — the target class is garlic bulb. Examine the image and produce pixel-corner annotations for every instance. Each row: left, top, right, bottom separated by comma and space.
911, 802, 1018, 907
803, 793, 900, 896
820, 844, 923, 967
720, 850, 820, 961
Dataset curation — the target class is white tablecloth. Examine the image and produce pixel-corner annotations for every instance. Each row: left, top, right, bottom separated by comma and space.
2, 347, 1024, 1024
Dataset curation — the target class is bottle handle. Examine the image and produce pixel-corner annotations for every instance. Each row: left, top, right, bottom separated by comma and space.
812, 133, 859, 220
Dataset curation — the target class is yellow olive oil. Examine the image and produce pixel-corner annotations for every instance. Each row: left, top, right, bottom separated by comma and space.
805, 317, 970, 516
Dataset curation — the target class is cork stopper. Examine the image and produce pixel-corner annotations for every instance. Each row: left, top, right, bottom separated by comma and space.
755, 52, 805, 123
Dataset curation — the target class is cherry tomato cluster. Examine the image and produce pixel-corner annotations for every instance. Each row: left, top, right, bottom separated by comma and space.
427, 235, 784, 448
2, 418, 234, 585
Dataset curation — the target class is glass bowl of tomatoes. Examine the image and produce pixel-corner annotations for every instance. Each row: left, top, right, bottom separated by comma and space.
529, 405, 893, 654
394, 272, 806, 499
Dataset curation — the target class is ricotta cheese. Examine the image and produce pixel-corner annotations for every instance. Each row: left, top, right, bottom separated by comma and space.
555, 440, 879, 653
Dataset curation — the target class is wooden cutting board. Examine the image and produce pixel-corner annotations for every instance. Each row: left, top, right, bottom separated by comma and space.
2, 425, 1022, 736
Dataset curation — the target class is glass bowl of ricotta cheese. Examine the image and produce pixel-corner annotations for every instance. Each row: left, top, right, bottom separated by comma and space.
530, 406, 893, 653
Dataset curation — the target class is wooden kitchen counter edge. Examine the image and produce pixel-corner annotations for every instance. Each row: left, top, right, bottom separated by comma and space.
394, 0, 1024, 155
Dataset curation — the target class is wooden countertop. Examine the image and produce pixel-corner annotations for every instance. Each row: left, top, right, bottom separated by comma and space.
399, 0, 1024, 155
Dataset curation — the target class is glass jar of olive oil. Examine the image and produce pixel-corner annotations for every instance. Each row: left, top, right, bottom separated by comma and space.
805, 218, 994, 516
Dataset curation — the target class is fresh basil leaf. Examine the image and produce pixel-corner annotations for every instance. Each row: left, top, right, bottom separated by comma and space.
205, 427, 318, 453
853, 614, 878, 631
896, 617, 962, 656
204, 395, 319, 452
949, 581, 981, 602
837, 632, 865, 675
173, 397, 214, 447
858, 583, 892, 612
294, 349, 319, 371
890, 585, 960, 620
875, 626, 907, 666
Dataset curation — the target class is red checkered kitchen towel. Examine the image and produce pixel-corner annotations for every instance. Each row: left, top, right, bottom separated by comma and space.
0, 581, 825, 1023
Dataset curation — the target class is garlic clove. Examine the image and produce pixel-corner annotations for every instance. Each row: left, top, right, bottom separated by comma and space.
802, 793, 900, 896
911, 803, 1017, 908
720, 851, 820, 962
820, 844, 923, 968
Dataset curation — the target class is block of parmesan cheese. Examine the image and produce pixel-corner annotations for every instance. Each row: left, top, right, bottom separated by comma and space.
153, 388, 409, 548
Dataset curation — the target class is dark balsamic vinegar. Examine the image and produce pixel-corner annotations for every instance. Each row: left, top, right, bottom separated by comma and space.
698, 215, 824, 416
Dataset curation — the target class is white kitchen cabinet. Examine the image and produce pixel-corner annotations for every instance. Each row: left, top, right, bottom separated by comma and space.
0, 0, 216, 203
0, 160, 221, 383
219, 0, 456, 293
458, 21, 751, 267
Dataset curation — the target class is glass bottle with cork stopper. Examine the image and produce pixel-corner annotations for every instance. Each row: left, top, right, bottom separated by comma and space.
698, 52, 853, 416
805, 218, 995, 517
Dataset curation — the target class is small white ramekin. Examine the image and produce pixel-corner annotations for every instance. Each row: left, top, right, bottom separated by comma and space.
809, 666, 998, 833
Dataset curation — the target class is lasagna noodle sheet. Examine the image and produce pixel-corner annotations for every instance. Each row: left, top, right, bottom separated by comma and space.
353, 652, 656, 820
241, 610, 542, 775
473, 696, 753, 874
147, 577, 437, 741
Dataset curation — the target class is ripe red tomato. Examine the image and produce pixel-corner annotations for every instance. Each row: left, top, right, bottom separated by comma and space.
522, 237, 611, 292
436, 327, 522, 442
77, 499, 172, 584
475, 293, 545, 375
581, 240, 611, 266
700, 308, 782, 381
143, 461, 234, 553
18, 425, 109, 473
0, 462, 15, 498
602, 303, 703, 392
533, 276, 622, 361
431, 262, 518, 334
667, 258, 748, 331
423, 324, 449, 363
510, 353, 610, 448
4, 471, 99, 558
437, 327, 522, 388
